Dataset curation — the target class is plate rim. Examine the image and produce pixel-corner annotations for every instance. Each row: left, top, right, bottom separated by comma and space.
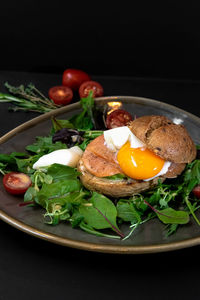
1, 95, 200, 254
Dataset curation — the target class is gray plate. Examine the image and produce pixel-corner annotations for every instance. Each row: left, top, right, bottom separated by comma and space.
0, 96, 200, 254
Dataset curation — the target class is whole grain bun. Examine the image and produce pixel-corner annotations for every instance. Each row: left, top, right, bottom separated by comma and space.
128, 115, 197, 163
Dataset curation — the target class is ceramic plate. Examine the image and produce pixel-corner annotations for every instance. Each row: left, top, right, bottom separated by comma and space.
1, 96, 200, 254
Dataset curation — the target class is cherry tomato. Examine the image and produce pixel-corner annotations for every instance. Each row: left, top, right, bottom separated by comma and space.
48, 86, 73, 106
3, 172, 32, 195
192, 185, 200, 198
106, 109, 133, 129
62, 69, 91, 90
79, 81, 104, 98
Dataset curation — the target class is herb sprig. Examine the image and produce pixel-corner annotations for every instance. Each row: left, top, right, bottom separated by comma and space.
0, 82, 59, 113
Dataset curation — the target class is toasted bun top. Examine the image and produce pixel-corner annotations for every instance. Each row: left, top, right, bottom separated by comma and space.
128, 115, 197, 163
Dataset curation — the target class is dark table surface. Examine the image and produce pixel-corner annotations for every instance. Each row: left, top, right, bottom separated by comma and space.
1, 70, 200, 300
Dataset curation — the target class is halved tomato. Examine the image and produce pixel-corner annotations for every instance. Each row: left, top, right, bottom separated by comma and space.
79, 81, 104, 98
106, 109, 133, 129
3, 172, 32, 195
48, 86, 73, 106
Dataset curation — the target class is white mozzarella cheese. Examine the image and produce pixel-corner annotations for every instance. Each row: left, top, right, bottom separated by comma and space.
33, 146, 83, 169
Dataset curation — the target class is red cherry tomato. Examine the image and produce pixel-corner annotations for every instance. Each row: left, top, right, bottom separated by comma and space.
48, 86, 73, 106
62, 69, 91, 90
3, 172, 32, 195
106, 109, 133, 129
79, 81, 104, 98
192, 185, 200, 198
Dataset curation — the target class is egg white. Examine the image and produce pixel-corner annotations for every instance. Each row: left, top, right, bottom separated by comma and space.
103, 126, 171, 180
104, 126, 145, 151
143, 161, 171, 181
33, 146, 83, 169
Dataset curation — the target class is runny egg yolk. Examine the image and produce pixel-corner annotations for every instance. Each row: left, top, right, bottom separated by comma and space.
117, 142, 165, 180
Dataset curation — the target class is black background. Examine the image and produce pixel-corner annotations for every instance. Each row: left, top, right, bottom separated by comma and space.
1, 1, 200, 300
1, 0, 200, 79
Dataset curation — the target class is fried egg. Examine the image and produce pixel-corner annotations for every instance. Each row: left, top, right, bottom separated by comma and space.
104, 126, 170, 181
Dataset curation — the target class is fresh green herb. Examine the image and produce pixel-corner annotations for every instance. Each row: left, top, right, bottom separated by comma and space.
51, 118, 75, 133
0, 152, 35, 174
0, 82, 59, 113
26, 136, 67, 155
69, 91, 96, 130
117, 200, 141, 223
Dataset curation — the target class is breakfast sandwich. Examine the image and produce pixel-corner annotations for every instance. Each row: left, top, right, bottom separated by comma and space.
77, 115, 197, 197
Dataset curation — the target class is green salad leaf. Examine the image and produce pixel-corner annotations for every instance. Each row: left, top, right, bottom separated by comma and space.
117, 200, 141, 223
69, 91, 95, 130
45, 164, 80, 181
156, 207, 189, 224
51, 118, 75, 133
79, 192, 124, 238
26, 136, 67, 154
